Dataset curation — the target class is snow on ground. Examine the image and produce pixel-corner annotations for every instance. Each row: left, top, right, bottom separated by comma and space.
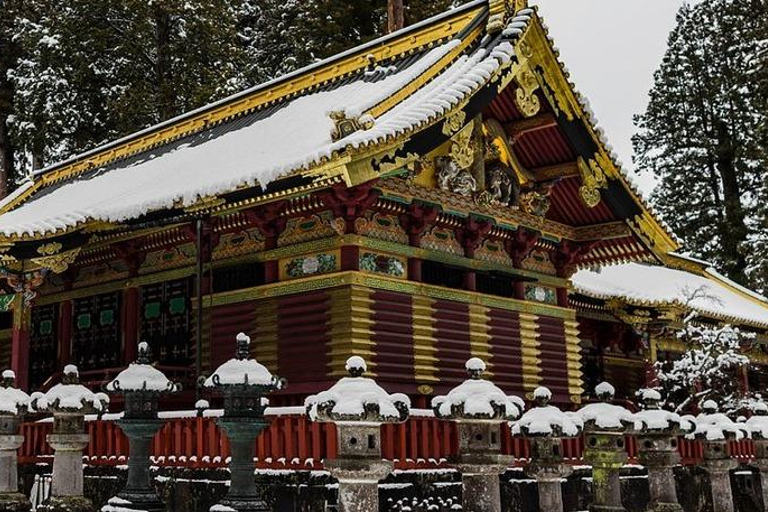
572, 262, 768, 327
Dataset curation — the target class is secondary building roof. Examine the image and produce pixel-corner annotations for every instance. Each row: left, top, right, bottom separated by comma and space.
572, 256, 768, 329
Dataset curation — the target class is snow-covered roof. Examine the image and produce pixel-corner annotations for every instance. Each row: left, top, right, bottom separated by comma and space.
432, 358, 524, 421
0, 5, 534, 238
305, 357, 410, 423
572, 262, 768, 328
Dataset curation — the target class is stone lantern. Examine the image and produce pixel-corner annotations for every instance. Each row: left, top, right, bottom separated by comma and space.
305, 356, 409, 512
511, 386, 583, 512
32, 365, 109, 512
431, 358, 522, 512
632, 389, 693, 512
745, 401, 768, 510
201, 333, 285, 512
691, 400, 746, 512
0, 370, 31, 512
101, 342, 181, 511
576, 382, 634, 512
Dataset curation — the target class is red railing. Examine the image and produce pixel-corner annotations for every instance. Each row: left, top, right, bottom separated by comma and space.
18, 414, 756, 470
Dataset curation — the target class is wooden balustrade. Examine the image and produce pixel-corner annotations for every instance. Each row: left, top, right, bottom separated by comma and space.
17, 415, 756, 470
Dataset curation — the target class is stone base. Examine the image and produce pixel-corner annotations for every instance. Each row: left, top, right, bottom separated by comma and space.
647, 502, 683, 512
590, 505, 626, 512
0, 492, 31, 512
101, 494, 164, 512
36, 496, 95, 512
211, 496, 270, 512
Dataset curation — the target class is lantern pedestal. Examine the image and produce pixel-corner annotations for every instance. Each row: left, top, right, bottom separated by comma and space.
637, 435, 682, 512
583, 433, 627, 512
702, 440, 737, 512
325, 458, 392, 512
39, 433, 93, 512
455, 423, 512, 512
752, 441, 768, 511
216, 417, 270, 512
0, 434, 30, 512
105, 419, 165, 511
526, 461, 572, 512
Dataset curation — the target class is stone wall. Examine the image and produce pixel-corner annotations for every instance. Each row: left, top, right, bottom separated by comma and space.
16, 463, 765, 512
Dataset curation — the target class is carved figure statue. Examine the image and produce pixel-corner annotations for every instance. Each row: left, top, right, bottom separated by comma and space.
436, 156, 477, 197
486, 164, 520, 206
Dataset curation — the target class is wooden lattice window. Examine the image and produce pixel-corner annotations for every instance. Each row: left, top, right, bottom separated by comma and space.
29, 304, 58, 389
140, 278, 192, 366
72, 292, 121, 372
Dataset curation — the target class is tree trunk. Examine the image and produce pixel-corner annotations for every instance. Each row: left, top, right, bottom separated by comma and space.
154, 7, 175, 121
0, 109, 13, 199
387, 0, 404, 33
715, 120, 749, 285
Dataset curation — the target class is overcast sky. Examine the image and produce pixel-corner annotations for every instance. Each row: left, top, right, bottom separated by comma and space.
533, 1, 692, 195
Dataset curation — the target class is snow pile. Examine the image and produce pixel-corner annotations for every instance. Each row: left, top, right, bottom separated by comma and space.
33, 366, 109, 412
101, 497, 138, 512
0, 370, 31, 416
0, 10, 533, 238
690, 401, 748, 441
432, 358, 523, 421
576, 383, 634, 431
745, 402, 768, 439
572, 262, 768, 327
203, 334, 284, 389
511, 387, 582, 437
305, 357, 410, 423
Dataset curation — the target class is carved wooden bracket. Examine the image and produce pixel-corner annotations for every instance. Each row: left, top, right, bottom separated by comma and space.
553, 239, 597, 277
505, 227, 541, 267
456, 216, 493, 259
112, 240, 146, 275
399, 202, 440, 247
320, 181, 381, 234
244, 200, 289, 250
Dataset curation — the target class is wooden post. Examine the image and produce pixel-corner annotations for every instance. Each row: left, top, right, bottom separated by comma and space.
10, 293, 30, 391
387, 0, 405, 33
58, 299, 73, 368
123, 287, 140, 363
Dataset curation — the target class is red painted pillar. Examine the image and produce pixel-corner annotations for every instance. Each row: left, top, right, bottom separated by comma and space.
556, 287, 569, 308
340, 246, 359, 272
57, 299, 73, 368
513, 281, 525, 300
463, 271, 476, 292
10, 294, 30, 390
408, 258, 422, 282
123, 287, 140, 362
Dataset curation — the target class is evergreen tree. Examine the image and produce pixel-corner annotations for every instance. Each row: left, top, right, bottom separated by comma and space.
633, 0, 768, 291
3, 0, 454, 186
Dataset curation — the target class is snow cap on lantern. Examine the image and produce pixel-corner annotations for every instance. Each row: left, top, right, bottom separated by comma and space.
511, 386, 582, 437
0, 369, 30, 417
305, 356, 410, 423
691, 399, 748, 441
576, 382, 634, 432
202, 333, 284, 390
746, 401, 768, 439
104, 342, 181, 395
33, 364, 108, 414
632, 388, 693, 434
432, 358, 523, 421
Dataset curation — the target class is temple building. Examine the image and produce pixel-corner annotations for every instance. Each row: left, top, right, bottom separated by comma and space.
0, 0, 765, 408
